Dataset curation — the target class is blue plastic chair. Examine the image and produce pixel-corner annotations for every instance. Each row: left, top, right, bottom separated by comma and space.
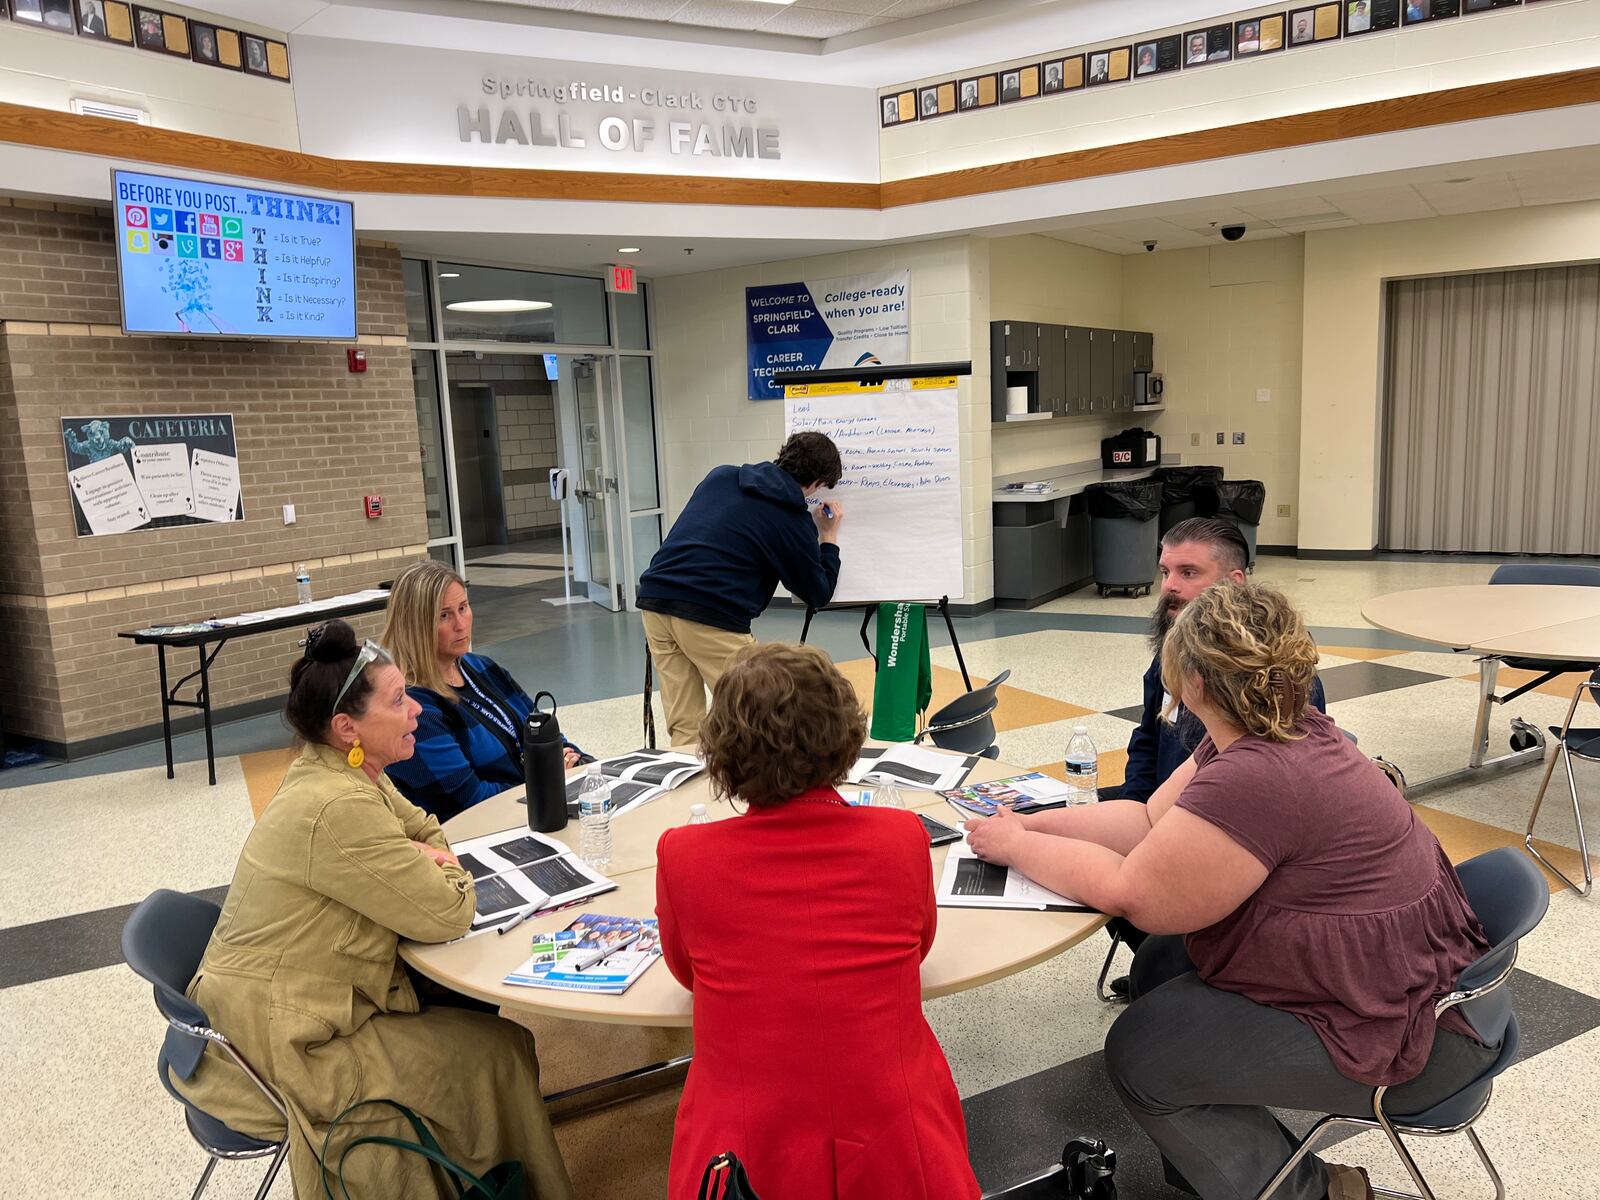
1525, 664, 1599, 896
1251, 847, 1549, 1200
121, 889, 290, 1200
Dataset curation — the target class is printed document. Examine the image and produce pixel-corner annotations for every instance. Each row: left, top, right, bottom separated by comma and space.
449, 827, 615, 935
936, 841, 1092, 912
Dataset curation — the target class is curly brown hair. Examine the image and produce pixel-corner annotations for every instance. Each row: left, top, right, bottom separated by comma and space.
1160, 581, 1319, 742
699, 642, 866, 808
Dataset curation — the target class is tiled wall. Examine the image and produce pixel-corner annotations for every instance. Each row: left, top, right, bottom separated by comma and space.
0, 198, 426, 751
879, 1, 1596, 181
1123, 237, 1306, 549
653, 237, 994, 605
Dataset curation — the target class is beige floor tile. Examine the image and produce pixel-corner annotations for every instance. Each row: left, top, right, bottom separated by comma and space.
933, 630, 1155, 714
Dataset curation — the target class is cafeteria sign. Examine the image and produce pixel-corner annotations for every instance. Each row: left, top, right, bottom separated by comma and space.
61, 413, 243, 537
745, 269, 909, 401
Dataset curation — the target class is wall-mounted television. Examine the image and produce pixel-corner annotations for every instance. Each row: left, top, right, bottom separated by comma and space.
112, 169, 357, 341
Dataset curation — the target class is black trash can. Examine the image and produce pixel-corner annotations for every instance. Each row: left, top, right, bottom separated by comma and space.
1085, 479, 1162, 597
1196, 478, 1266, 567
1153, 465, 1223, 535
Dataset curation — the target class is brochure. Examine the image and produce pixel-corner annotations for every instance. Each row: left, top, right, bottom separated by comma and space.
563, 750, 705, 815
941, 772, 1074, 817
448, 827, 617, 935
846, 743, 980, 792
504, 914, 663, 995
935, 841, 1092, 912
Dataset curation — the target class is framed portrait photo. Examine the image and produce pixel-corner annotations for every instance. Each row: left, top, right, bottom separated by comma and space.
1345, 0, 1399, 32
1289, 4, 1341, 42
1134, 34, 1183, 77
1041, 55, 1085, 94
131, 5, 163, 48
11, 0, 72, 31
1463, 0, 1519, 10
916, 83, 950, 119
879, 90, 916, 128
1235, 14, 1286, 55
958, 74, 998, 109
189, 20, 235, 67
1183, 24, 1234, 67
242, 32, 270, 75
1000, 63, 1039, 103
76, 0, 130, 41
1402, 0, 1460, 22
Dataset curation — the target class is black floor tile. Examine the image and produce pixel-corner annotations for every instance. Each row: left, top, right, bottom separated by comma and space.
1106, 705, 1146, 724
1318, 661, 1448, 704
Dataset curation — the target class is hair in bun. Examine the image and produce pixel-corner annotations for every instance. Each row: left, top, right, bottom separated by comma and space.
286, 619, 376, 743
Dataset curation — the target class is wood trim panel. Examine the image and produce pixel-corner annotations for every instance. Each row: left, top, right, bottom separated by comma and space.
1, 66, 1596, 213
881, 68, 1600, 208
0, 102, 879, 210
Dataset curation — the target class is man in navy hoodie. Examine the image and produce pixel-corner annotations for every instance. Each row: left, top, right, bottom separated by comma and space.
638, 431, 845, 745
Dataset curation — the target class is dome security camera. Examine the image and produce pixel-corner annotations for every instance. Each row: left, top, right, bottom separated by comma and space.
1144, 240, 1157, 252
1220, 224, 1246, 242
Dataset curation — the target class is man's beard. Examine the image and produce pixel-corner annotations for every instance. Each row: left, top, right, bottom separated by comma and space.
1148, 592, 1183, 652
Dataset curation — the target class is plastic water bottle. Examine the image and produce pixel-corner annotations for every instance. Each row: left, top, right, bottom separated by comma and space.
871, 775, 908, 809
295, 565, 313, 605
1064, 725, 1099, 805
687, 803, 712, 826
577, 765, 612, 869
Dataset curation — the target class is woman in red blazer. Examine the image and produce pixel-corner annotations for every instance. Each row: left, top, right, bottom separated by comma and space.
655, 643, 981, 1200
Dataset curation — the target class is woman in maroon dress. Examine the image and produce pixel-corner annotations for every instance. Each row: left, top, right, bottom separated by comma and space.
655, 643, 980, 1200
966, 582, 1492, 1200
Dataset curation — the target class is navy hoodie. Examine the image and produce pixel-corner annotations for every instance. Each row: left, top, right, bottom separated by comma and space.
637, 462, 840, 633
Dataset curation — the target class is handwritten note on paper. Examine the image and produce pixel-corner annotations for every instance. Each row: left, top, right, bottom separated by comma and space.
190, 448, 242, 523
785, 381, 963, 603
68, 455, 149, 535
130, 443, 195, 519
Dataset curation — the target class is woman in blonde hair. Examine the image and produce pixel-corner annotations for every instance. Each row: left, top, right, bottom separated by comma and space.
966, 582, 1492, 1200
382, 559, 589, 819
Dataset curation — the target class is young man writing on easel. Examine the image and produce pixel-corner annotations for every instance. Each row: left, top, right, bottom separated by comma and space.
637, 431, 845, 746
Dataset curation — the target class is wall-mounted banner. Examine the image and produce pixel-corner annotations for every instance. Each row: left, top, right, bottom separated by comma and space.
746, 269, 910, 401
61, 414, 242, 537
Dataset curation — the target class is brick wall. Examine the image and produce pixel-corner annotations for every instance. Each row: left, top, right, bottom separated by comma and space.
0, 198, 428, 751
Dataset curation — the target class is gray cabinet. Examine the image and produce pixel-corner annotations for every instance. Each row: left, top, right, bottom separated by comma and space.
991, 320, 1155, 422
1089, 328, 1114, 413
998, 321, 1040, 370
1132, 331, 1154, 373
1038, 323, 1066, 414
1064, 325, 1092, 415
1113, 330, 1135, 411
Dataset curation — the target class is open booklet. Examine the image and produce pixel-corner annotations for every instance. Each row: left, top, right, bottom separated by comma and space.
448, 827, 617, 936
942, 772, 1073, 817
846, 743, 981, 793
504, 914, 663, 995
561, 750, 705, 816
936, 841, 1094, 912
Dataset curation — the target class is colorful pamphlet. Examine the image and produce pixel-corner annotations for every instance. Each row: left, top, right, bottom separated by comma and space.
941, 771, 1073, 817
504, 914, 663, 995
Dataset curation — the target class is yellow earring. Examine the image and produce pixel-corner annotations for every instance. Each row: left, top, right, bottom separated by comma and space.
346, 738, 365, 769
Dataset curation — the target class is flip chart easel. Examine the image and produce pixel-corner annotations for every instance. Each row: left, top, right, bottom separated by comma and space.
776, 361, 973, 690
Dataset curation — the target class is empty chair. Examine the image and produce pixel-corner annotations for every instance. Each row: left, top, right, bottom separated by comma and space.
1482, 564, 1600, 753
121, 888, 289, 1200
915, 669, 1010, 759
1525, 664, 1599, 896
1250, 846, 1549, 1200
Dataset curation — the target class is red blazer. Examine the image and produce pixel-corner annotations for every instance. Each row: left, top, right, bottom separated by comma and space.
655, 789, 981, 1200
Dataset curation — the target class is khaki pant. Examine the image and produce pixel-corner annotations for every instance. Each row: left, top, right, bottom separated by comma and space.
642, 610, 754, 747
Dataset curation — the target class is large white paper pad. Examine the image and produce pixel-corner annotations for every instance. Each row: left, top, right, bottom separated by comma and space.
68, 455, 149, 535
190, 447, 241, 522
785, 381, 963, 603
130, 443, 195, 519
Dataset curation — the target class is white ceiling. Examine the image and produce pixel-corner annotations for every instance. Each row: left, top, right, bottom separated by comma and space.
1034, 148, 1600, 256
473, 0, 976, 41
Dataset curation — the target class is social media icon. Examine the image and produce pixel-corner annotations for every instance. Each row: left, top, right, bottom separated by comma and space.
222, 217, 243, 238
200, 238, 222, 259
222, 240, 244, 263
177, 235, 199, 258
176, 211, 197, 234
199, 214, 221, 236
150, 208, 174, 232
152, 233, 175, 256
126, 229, 149, 253
124, 205, 148, 228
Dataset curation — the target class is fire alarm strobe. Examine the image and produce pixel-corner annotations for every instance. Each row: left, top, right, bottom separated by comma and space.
364, 495, 383, 519
347, 348, 368, 373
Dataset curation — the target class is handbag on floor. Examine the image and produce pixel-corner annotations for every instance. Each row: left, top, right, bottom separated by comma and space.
319, 1098, 523, 1200
698, 1151, 761, 1200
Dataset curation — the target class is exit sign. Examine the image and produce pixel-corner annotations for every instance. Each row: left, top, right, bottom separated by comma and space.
607, 265, 638, 295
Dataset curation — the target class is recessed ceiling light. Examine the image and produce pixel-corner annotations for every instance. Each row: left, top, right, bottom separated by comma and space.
618, 247, 641, 254
439, 272, 461, 278
445, 299, 552, 313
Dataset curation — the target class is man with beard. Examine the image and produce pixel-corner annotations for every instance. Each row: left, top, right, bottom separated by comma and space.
1099, 518, 1326, 996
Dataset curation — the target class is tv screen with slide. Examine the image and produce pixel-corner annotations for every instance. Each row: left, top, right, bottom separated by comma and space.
112, 169, 356, 340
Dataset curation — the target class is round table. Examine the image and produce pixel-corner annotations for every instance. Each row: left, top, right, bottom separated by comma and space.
1361, 584, 1600, 797
400, 751, 1107, 1027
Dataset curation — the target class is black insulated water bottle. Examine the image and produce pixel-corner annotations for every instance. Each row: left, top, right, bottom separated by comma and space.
523, 691, 568, 833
